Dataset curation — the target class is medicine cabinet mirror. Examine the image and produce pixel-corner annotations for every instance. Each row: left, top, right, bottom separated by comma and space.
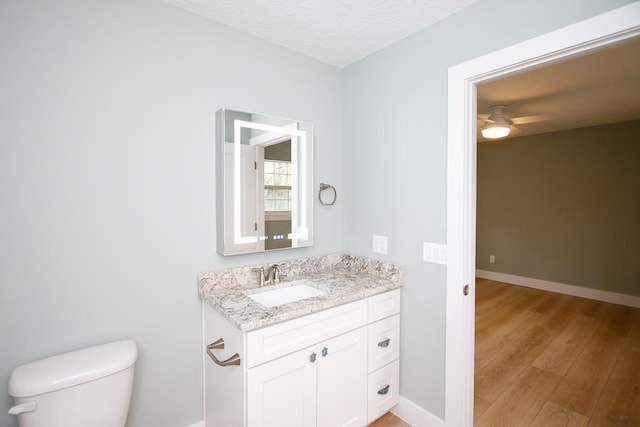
216, 108, 313, 256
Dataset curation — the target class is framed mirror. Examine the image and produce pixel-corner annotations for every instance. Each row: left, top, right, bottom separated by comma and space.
216, 109, 313, 255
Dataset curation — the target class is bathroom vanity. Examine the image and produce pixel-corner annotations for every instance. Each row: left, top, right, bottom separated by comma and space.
199, 254, 402, 427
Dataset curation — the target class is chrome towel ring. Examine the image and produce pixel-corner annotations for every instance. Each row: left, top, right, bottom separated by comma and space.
318, 183, 337, 206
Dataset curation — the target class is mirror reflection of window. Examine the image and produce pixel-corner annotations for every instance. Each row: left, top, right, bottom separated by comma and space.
264, 160, 292, 212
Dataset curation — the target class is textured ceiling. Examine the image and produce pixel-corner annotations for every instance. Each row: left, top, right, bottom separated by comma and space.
162, 1, 640, 139
163, 0, 480, 67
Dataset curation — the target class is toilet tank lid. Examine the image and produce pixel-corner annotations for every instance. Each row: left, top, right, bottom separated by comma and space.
9, 340, 137, 398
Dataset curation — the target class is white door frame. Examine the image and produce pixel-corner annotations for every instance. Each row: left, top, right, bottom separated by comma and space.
446, 3, 640, 426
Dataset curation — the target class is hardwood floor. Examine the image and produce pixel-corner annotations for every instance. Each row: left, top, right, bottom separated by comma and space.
370, 279, 639, 427
475, 278, 640, 426
369, 412, 410, 426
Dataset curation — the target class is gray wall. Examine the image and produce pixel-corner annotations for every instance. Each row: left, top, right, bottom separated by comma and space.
341, 0, 634, 419
0, 1, 341, 426
265, 140, 292, 161
477, 120, 640, 296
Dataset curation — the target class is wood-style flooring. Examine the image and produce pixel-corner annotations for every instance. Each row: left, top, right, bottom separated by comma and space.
475, 278, 640, 426
370, 278, 640, 427
369, 412, 410, 426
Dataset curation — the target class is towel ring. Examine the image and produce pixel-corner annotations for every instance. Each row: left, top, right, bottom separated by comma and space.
319, 183, 337, 206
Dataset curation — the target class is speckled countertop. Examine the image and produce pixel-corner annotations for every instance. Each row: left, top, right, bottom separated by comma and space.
199, 254, 403, 332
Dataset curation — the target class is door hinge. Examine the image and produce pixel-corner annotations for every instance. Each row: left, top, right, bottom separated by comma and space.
463, 284, 469, 296
254, 222, 258, 231
254, 161, 257, 170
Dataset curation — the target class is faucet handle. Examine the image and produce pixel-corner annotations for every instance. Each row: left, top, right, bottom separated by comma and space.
251, 267, 266, 287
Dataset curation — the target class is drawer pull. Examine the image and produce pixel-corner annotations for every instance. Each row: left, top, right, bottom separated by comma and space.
206, 338, 241, 367
378, 338, 391, 348
377, 385, 391, 395
310, 352, 317, 363
321, 347, 329, 357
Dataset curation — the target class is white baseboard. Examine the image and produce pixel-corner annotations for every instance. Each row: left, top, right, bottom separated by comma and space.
391, 396, 444, 427
186, 421, 204, 427
476, 270, 640, 308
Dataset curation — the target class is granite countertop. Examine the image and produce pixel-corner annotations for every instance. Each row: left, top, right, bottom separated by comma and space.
199, 254, 403, 332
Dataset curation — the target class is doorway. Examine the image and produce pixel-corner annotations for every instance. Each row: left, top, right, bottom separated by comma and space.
445, 4, 640, 426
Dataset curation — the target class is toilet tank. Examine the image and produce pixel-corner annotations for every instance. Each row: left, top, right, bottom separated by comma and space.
8, 340, 137, 427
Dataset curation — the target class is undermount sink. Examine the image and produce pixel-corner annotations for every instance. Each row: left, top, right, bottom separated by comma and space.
247, 284, 325, 308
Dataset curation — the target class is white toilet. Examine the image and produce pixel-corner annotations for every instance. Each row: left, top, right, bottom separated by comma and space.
8, 340, 137, 427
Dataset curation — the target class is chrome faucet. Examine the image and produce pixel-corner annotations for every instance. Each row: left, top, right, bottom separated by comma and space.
252, 264, 281, 287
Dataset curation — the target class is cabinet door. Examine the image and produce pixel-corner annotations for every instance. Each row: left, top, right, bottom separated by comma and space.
247, 346, 317, 427
316, 328, 367, 427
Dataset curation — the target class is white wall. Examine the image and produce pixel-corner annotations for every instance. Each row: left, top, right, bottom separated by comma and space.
341, 0, 635, 419
0, 1, 341, 426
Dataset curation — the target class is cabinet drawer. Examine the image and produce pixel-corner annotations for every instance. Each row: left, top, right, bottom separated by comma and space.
368, 289, 401, 322
246, 299, 368, 368
367, 314, 400, 372
367, 360, 400, 424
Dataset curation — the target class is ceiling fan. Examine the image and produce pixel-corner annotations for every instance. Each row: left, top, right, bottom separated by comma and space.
478, 105, 551, 139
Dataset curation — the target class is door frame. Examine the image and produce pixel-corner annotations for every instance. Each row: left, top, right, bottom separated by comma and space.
445, 3, 640, 425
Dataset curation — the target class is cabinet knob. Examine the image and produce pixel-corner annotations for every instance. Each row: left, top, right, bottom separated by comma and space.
310, 352, 317, 363
321, 347, 329, 357
377, 385, 391, 395
378, 338, 391, 348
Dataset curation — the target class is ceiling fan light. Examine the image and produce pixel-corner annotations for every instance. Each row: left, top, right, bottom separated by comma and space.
481, 124, 510, 139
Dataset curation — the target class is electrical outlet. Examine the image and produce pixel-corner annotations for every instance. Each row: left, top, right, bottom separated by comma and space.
489, 255, 496, 264
372, 235, 388, 254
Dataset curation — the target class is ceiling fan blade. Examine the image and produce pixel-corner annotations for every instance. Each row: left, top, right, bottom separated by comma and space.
509, 125, 523, 136
511, 114, 553, 125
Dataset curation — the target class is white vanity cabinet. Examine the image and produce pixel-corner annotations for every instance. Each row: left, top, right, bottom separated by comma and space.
247, 327, 367, 427
204, 288, 401, 427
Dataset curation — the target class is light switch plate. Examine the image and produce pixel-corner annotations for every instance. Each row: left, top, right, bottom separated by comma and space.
373, 235, 388, 254
423, 242, 447, 265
